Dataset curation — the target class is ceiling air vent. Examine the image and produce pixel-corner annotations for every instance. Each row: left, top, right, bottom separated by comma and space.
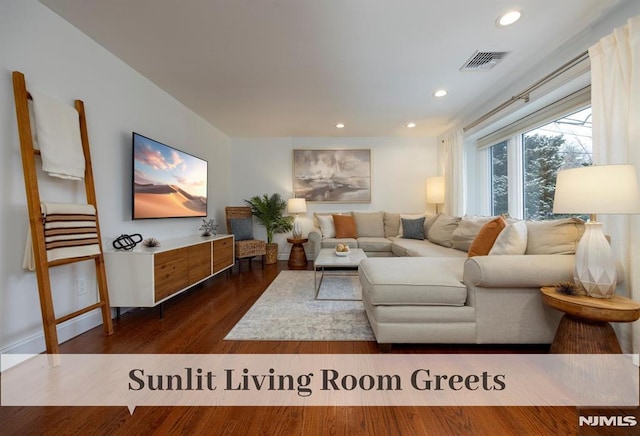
460, 51, 509, 71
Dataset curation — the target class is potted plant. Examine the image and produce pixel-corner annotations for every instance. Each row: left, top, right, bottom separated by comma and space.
245, 193, 294, 264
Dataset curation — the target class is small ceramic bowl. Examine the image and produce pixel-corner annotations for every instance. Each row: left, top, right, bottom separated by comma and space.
335, 247, 350, 257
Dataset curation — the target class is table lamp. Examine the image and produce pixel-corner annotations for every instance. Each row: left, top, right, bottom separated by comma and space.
426, 176, 445, 214
553, 164, 640, 298
287, 198, 307, 239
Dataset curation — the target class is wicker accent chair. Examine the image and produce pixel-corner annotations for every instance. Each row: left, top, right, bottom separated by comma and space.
225, 207, 266, 272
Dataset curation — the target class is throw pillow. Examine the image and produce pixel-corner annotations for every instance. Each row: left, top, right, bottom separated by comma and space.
489, 220, 528, 255
333, 214, 358, 238
525, 217, 585, 254
398, 213, 426, 237
468, 216, 507, 257
383, 212, 401, 237
353, 212, 385, 237
229, 217, 254, 241
427, 214, 461, 248
401, 217, 426, 240
451, 216, 494, 252
316, 214, 336, 238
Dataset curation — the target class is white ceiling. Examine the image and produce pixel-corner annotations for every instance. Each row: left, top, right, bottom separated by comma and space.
40, 0, 623, 138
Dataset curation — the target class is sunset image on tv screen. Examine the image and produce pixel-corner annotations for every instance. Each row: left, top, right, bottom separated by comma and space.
132, 133, 207, 219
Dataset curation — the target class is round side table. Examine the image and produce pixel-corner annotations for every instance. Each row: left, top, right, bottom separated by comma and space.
540, 286, 640, 354
287, 237, 308, 270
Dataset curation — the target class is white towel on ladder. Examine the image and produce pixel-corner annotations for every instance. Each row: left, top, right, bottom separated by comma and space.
30, 91, 85, 180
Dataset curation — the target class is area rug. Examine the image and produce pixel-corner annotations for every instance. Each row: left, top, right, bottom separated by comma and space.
224, 270, 375, 341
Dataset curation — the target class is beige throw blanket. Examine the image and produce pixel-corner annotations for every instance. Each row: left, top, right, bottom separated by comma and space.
23, 202, 101, 270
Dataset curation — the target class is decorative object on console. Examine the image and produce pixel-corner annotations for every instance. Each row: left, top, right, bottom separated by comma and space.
245, 193, 293, 264
112, 233, 143, 251
287, 198, 307, 239
426, 176, 445, 213
142, 237, 160, 248
553, 164, 640, 298
293, 149, 371, 202
198, 218, 219, 236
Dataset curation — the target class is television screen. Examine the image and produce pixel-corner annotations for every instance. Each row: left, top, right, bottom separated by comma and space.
132, 132, 208, 219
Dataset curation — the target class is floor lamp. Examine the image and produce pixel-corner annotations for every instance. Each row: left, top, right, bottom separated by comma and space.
426, 176, 445, 214
553, 164, 640, 298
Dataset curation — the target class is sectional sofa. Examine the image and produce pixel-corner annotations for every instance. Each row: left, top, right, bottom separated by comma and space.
308, 212, 586, 347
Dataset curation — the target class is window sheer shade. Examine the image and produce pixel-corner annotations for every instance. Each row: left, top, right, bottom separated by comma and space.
476, 86, 591, 150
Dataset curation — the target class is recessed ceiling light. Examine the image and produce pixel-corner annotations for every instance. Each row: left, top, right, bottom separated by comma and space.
433, 89, 448, 98
497, 10, 521, 27
336, 123, 345, 129
407, 122, 416, 128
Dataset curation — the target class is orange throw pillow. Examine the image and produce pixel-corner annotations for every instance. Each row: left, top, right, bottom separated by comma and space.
468, 216, 507, 257
333, 214, 358, 238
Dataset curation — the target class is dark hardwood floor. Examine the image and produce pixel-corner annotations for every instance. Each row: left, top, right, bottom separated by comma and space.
1, 261, 637, 435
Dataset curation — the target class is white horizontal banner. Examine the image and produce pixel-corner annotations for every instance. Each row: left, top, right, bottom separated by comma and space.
1, 354, 637, 413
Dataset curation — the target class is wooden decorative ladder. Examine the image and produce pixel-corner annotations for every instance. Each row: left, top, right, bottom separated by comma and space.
12, 71, 114, 354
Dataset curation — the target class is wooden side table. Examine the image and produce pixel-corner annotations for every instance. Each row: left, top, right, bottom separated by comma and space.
287, 237, 308, 270
540, 286, 640, 354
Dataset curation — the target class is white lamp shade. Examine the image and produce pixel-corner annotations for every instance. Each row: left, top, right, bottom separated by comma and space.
287, 198, 307, 214
426, 176, 445, 204
553, 164, 640, 215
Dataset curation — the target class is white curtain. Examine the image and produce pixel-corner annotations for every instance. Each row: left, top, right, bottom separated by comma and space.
438, 129, 466, 216
589, 15, 640, 354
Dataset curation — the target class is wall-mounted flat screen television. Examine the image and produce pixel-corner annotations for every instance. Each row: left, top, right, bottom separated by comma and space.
132, 132, 208, 219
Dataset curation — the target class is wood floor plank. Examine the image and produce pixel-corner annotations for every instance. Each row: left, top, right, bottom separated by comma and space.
1, 260, 637, 435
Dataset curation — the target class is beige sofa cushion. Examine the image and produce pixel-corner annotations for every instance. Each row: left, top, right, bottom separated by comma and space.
489, 220, 528, 255
359, 257, 467, 306
321, 238, 357, 250
384, 212, 401, 237
451, 216, 494, 252
357, 237, 392, 252
316, 214, 335, 238
390, 238, 468, 257
353, 212, 385, 237
427, 214, 461, 248
525, 217, 585, 254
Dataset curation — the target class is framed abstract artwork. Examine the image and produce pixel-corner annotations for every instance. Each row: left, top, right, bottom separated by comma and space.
293, 149, 371, 202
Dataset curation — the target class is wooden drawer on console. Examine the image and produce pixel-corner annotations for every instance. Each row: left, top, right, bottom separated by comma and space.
154, 247, 189, 302
213, 237, 234, 273
188, 242, 212, 283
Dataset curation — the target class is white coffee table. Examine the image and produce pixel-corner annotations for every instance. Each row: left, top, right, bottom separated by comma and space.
314, 248, 367, 300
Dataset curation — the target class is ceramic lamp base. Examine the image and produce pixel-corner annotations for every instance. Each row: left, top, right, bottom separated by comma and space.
574, 221, 617, 298
292, 218, 302, 239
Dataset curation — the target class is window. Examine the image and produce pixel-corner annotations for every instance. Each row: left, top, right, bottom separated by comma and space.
486, 106, 592, 219
490, 141, 508, 215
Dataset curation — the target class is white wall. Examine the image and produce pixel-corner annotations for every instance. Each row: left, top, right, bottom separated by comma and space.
230, 136, 438, 257
0, 0, 231, 353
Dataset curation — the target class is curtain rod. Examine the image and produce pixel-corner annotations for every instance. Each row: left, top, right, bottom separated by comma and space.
462, 50, 589, 132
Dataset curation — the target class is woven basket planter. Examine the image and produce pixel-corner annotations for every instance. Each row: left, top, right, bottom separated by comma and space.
265, 243, 278, 264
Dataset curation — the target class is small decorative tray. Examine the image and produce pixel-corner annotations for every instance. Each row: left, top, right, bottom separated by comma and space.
335, 247, 350, 257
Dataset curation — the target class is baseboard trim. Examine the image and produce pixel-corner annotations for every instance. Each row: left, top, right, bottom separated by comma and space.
0, 309, 107, 358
